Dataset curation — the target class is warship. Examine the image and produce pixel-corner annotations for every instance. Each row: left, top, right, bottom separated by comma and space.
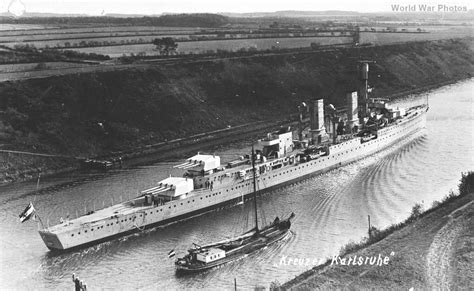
37, 62, 428, 251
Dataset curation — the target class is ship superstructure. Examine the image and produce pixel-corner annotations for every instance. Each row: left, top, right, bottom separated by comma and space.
38, 63, 428, 251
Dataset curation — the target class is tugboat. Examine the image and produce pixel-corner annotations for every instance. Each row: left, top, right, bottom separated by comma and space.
175, 146, 295, 273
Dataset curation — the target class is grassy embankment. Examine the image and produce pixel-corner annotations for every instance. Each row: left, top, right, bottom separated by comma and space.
281, 172, 474, 290
0, 38, 473, 184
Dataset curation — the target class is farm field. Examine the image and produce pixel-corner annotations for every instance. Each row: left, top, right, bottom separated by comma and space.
0, 31, 193, 43
63, 36, 353, 57
1, 23, 469, 59
178, 36, 352, 54
359, 25, 470, 32
1, 34, 190, 49
359, 26, 473, 45
0, 19, 471, 65
60, 25, 472, 58
0, 30, 345, 43
0, 24, 53, 30
0, 29, 349, 49
0, 25, 201, 36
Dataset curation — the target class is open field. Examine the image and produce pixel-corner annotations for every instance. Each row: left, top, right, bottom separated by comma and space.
0, 32, 192, 43
0, 24, 53, 30
64, 36, 353, 57
178, 36, 352, 54
1, 34, 188, 49
0, 25, 201, 36
0, 30, 350, 49
2, 27, 469, 59
359, 25, 471, 32
59, 25, 472, 57
0, 31, 346, 46
360, 26, 473, 45
0, 21, 471, 58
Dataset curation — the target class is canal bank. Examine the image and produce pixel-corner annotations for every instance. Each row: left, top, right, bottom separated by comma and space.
1, 38, 473, 185
281, 173, 474, 290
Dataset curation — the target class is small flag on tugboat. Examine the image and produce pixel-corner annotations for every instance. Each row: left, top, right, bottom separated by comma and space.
168, 249, 176, 258
19, 202, 35, 223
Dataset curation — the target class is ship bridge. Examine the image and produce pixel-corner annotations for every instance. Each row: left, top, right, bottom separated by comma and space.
258, 129, 293, 158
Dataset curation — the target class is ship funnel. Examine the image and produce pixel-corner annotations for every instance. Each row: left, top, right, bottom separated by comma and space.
310, 99, 324, 131
357, 61, 375, 118
310, 99, 326, 145
346, 91, 359, 133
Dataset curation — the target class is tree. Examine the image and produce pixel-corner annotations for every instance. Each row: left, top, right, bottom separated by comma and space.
152, 37, 178, 55
458, 171, 474, 196
409, 203, 423, 221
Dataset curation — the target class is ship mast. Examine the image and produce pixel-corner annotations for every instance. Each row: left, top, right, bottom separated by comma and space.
357, 60, 375, 118
251, 145, 259, 234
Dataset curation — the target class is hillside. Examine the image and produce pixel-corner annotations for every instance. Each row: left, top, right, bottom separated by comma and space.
282, 173, 474, 290
0, 38, 473, 183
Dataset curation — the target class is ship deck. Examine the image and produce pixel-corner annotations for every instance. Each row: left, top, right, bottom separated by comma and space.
45, 202, 151, 232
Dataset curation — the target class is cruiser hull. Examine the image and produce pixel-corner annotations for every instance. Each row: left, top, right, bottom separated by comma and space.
39, 107, 427, 251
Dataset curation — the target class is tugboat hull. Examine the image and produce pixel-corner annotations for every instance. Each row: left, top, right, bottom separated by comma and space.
175, 216, 293, 273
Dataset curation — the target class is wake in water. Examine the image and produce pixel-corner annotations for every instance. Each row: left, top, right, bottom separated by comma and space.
3, 80, 473, 290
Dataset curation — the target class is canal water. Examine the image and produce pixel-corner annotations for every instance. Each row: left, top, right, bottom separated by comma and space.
0, 80, 472, 289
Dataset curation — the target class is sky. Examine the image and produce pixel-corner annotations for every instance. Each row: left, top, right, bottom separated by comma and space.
1, 0, 471, 16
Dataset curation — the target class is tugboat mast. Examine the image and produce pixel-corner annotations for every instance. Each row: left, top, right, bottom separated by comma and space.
251, 145, 259, 234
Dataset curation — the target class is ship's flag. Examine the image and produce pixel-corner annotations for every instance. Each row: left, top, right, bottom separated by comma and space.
19, 202, 35, 223
168, 249, 175, 258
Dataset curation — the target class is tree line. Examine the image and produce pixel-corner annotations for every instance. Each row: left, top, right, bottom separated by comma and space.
0, 13, 230, 27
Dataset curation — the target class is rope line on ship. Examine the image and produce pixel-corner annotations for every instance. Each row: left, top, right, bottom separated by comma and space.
256, 178, 268, 227
262, 177, 280, 226
133, 211, 147, 232
133, 223, 146, 232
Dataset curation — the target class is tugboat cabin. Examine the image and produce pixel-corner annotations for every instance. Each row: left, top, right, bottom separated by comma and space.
194, 247, 226, 263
